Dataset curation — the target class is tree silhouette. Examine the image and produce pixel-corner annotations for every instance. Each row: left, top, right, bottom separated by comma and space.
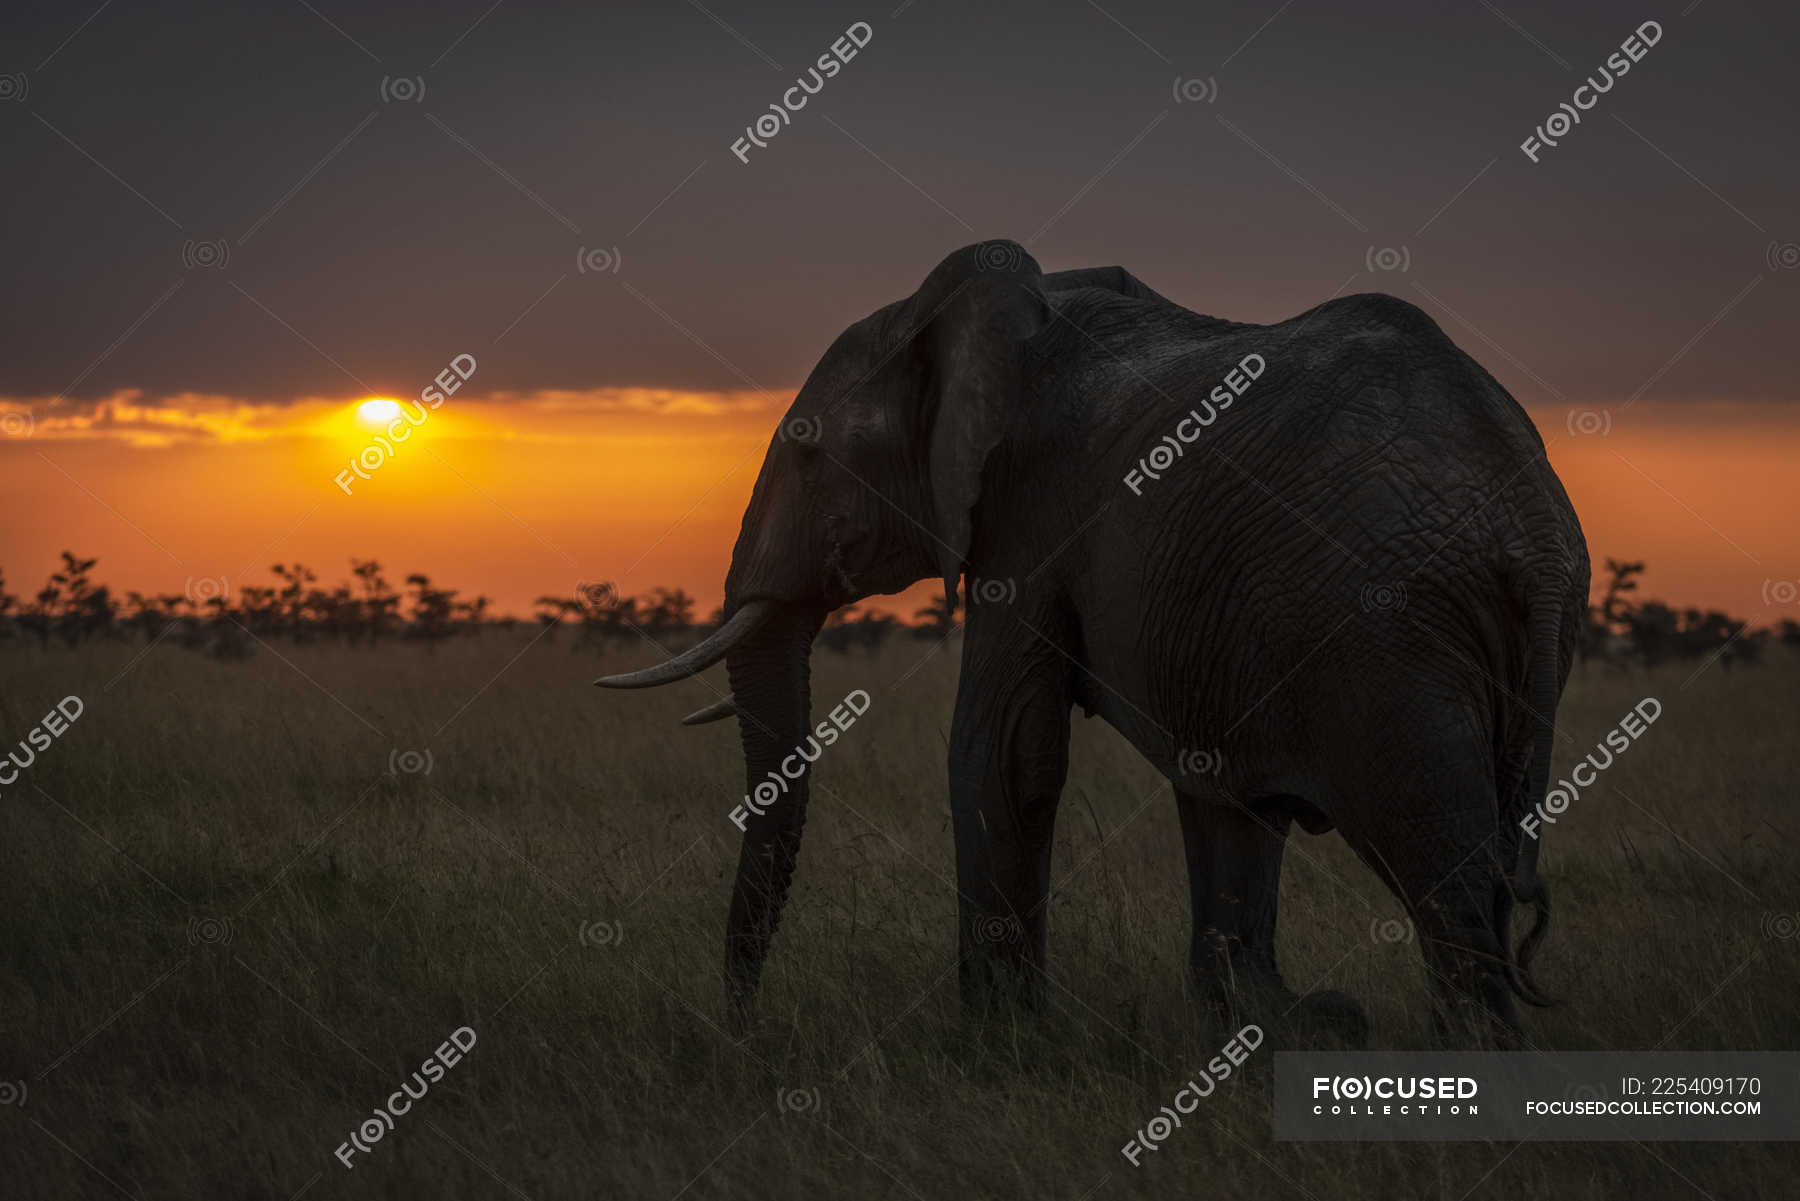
1, 553, 1769, 673
912, 593, 958, 640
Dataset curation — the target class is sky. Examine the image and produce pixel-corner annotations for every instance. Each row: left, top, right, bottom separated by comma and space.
2, 0, 1796, 618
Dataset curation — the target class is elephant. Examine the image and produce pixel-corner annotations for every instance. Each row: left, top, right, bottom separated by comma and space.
596, 240, 1589, 1045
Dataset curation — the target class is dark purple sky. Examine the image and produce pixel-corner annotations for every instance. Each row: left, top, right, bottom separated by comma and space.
4, 0, 1795, 408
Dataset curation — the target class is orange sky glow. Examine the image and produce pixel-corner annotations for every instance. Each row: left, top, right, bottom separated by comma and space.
1, 391, 1794, 624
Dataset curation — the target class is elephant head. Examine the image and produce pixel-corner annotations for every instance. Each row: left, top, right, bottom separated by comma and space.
594, 240, 1051, 1022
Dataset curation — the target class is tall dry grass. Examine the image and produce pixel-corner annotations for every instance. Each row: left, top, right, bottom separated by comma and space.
3, 632, 1796, 1197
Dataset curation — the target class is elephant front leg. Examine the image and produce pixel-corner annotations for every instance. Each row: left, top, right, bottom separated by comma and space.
947, 636, 1072, 1013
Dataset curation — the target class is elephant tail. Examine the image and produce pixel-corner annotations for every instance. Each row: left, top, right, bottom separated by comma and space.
1502, 581, 1567, 1008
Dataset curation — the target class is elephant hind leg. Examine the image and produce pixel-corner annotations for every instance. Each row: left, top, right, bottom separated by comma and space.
1345, 763, 1524, 1046
1174, 789, 1367, 1042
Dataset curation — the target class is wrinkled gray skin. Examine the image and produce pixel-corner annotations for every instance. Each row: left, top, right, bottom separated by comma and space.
600, 241, 1589, 1045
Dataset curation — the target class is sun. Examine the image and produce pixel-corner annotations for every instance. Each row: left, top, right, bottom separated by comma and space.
356, 398, 403, 427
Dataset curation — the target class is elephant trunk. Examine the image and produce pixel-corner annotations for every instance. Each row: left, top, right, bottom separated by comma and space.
722, 604, 822, 1028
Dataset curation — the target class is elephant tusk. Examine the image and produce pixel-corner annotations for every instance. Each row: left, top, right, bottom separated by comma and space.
680, 695, 738, 726
592, 600, 777, 689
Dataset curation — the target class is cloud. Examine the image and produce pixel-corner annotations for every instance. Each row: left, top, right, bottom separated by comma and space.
0, 387, 795, 447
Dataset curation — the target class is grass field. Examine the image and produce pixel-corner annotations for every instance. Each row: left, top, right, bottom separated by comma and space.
3, 630, 1797, 1198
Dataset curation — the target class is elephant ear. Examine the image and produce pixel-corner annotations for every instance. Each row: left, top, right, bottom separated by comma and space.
909, 241, 1049, 610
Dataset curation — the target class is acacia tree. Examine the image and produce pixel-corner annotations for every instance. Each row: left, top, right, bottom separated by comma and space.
405, 573, 459, 650
352, 559, 401, 642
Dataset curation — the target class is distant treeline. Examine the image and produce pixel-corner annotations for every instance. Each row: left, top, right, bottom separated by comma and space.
1579, 558, 1789, 668
0, 552, 1790, 666
0, 553, 958, 659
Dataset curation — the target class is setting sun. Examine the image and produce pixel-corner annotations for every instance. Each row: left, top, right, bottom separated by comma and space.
356, 397, 403, 426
